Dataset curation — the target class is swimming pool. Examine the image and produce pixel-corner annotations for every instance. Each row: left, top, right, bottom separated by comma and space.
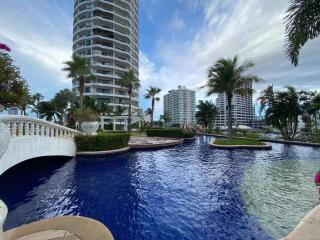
0, 136, 319, 239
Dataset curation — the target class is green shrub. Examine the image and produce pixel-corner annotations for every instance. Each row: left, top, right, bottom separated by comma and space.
182, 131, 196, 138
244, 131, 260, 139
145, 128, 195, 138
75, 133, 131, 151
214, 138, 265, 146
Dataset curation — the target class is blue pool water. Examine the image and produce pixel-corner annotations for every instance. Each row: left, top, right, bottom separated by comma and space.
1, 136, 320, 239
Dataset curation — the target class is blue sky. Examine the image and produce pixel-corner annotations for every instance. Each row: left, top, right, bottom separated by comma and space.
1, 0, 320, 118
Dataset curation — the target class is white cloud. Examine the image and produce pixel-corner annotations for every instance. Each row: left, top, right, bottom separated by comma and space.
139, 0, 320, 119
170, 11, 185, 30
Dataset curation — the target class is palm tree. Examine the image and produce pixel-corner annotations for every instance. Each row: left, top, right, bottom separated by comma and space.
117, 69, 140, 132
30, 92, 44, 118
38, 101, 59, 122
284, 0, 320, 66
52, 89, 76, 125
202, 56, 260, 139
195, 100, 218, 132
63, 55, 91, 112
144, 87, 161, 128
114, 106, 126, 116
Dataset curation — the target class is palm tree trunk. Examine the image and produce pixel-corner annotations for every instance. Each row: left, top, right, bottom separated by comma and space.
151, 98, 155, 128
128, 91, 132, 132
79, 75, 85, 112
227, 95, 233, 140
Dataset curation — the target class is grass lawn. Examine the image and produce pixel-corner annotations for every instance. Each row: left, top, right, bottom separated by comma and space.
214, 138, 265, 146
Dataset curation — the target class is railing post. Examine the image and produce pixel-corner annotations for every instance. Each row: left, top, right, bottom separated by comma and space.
18, 121, 23, 137
30, 123, 35, 136
0, 200, 8, 240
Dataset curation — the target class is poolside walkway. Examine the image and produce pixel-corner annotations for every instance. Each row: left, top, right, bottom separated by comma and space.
129, 137, 183, 149
4, 216, 114, 240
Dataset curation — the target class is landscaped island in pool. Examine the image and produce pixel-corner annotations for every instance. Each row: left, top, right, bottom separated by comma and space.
0, 136, 319, 239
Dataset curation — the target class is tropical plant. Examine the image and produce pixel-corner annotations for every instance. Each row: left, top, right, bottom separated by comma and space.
63, 55, 91, 112
144, 87, 161, 128
195, 100, 218, 132
284, 0, 320, 66
52, 89, 76, 125
160, 111, 171, 126
16, 81, 32, 115
72, 108, 100, 123
0, 52, 29, 109
117, 69, 140, 132
38, 101, 59, 122
114, 106, 126, 116
202, 56, 260, 139
83, 96, 112, 116
30, 93, 44, 117
259, 86, 301, 140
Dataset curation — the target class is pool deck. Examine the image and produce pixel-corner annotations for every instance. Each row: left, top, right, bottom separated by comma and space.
4, 216, 114, 240
282, 204, 320, 240
129, 137, 183, 149
76, 137, 183, 155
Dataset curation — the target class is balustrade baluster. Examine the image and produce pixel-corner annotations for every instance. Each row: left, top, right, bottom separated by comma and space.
18, 122, 23, 137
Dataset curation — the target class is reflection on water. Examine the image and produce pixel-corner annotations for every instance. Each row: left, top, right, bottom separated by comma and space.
241, 157, 319, 239
0, 138, 320, 240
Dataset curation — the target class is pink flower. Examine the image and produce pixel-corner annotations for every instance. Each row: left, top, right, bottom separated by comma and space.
315, 171, 320, 186
0, 43, 11, 52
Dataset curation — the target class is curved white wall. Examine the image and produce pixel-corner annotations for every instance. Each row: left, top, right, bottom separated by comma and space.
0, 136, 76, 175
0, 116, 82, 175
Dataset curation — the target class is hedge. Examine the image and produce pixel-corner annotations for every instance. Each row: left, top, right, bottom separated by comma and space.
75, 133, 131, 151
145, 128, 195, 138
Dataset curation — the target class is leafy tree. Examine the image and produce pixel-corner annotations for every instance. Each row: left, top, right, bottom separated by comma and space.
144, 87, 161, 128
284, 0, 320, 66
0, 52, 29, 109
259, 86, 301, 140
38, 101, 59, 122
195, 100, 218, 132
117, 69, 140, 132
63, 55, 91, 112
202, 56, 260, 139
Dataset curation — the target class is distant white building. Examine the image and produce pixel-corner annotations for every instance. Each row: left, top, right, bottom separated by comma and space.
215, 81, 254, 127
163, 86, 196, 127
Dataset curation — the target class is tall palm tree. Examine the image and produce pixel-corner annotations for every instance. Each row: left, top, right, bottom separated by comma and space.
284, 0, 320, 66
144, 87, 161, 128
63, 55, 91, 112
202, 56, 260, 139
117, 69, 140, 132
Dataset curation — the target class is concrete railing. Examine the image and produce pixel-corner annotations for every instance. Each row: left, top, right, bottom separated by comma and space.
0, 115, 80, 139
0, 200, 7, 240
0, 115, 82, 175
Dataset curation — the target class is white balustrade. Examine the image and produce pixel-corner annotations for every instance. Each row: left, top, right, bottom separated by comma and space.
0, 116, 83, 175
0, 200, 7, 240
0, 115, 81, 139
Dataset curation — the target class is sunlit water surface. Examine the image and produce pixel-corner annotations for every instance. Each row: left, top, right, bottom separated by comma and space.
0, 136, 319, 240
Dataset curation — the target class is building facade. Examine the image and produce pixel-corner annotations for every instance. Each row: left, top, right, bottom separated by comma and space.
215, 81, 254, 127
163, 86, 196, 127
73, 0, 139, 130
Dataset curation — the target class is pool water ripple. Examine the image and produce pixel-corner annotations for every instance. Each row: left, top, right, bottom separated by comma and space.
0, 137, 319, 239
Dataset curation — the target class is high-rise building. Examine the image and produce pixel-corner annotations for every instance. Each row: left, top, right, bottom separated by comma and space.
163, 86, 196, 127
73, 0, 139, 130
215, 81, 254, 127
